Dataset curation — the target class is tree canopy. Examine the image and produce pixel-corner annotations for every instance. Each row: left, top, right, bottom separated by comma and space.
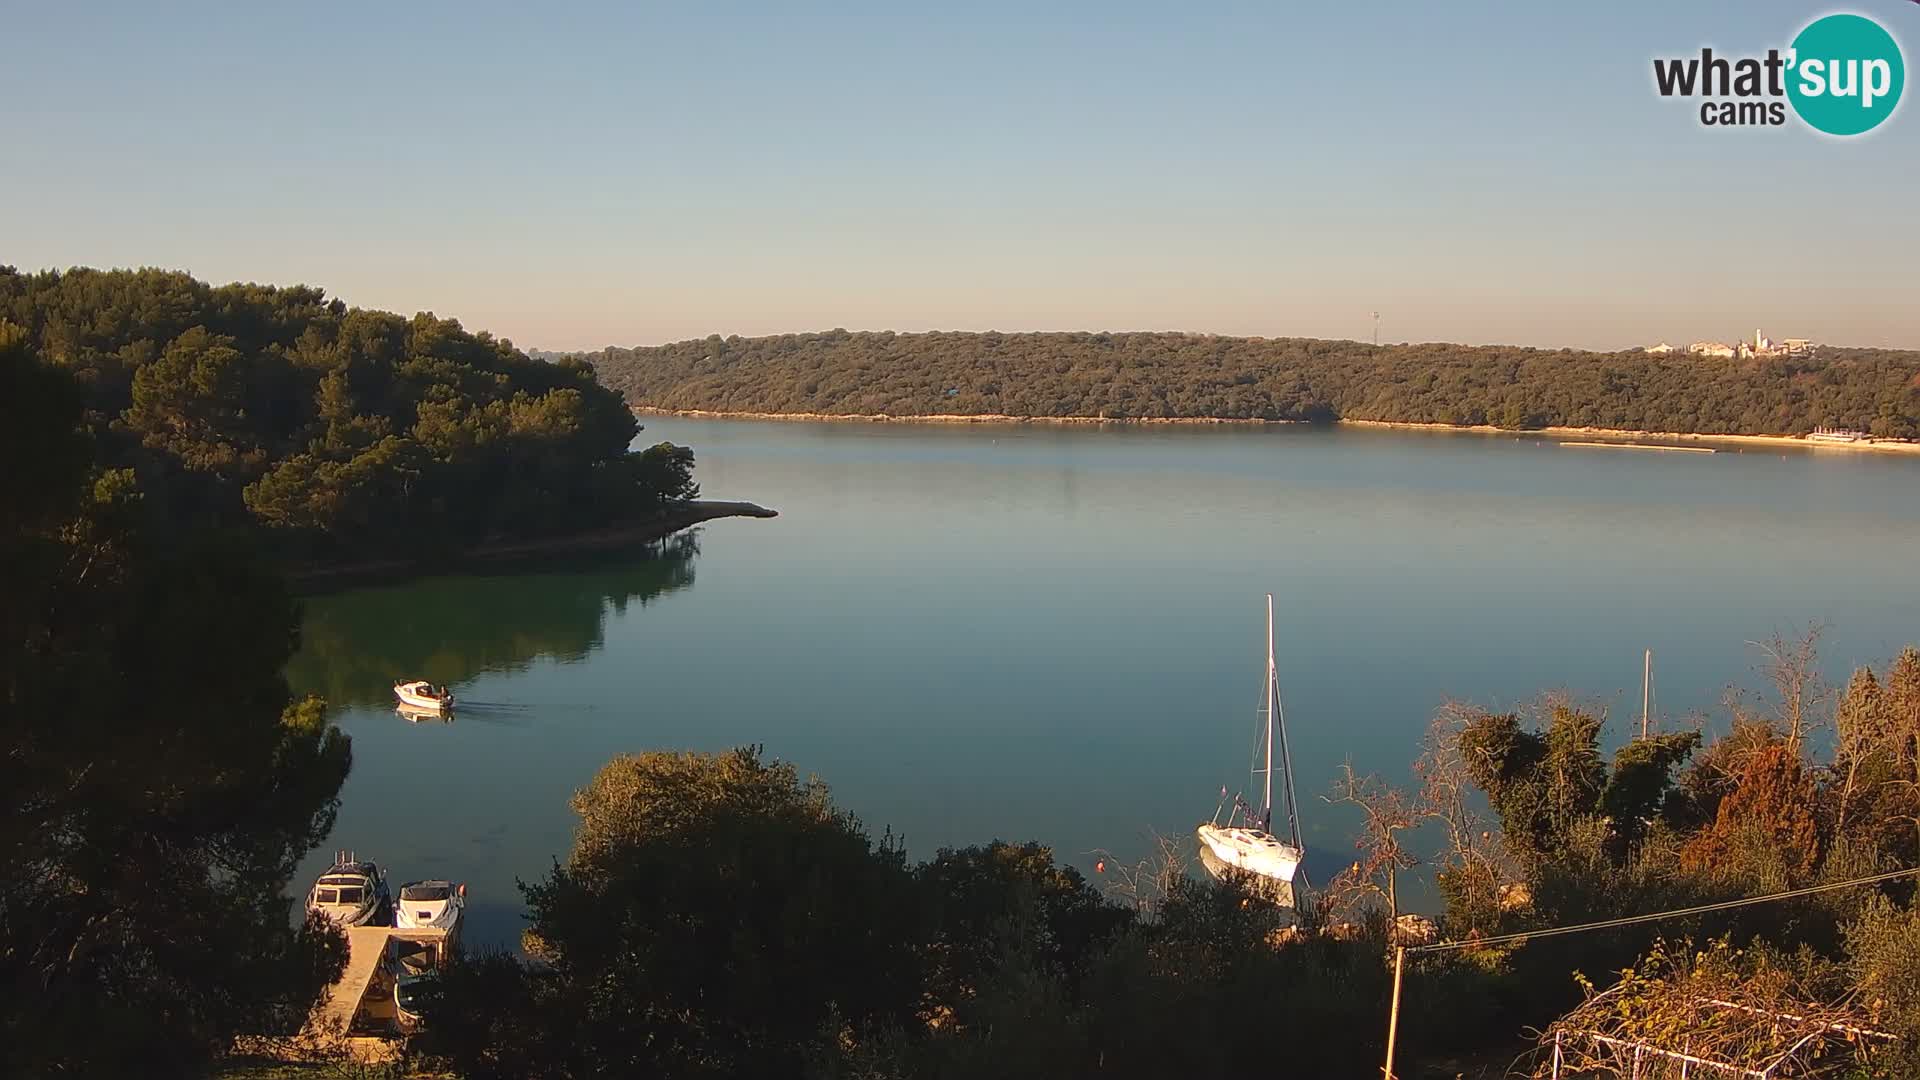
1, 326, 352, 1075
585, 329, 1920, 437
0, 266, 696, 564
423, 747, 925, 1079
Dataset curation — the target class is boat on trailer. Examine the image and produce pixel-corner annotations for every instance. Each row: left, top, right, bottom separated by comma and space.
394, 680, 453, 712
1196, 594, 1308, 907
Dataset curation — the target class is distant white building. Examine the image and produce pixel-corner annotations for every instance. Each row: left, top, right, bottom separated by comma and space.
1739, 329, 1817, 359
1663, 331, 1814, 360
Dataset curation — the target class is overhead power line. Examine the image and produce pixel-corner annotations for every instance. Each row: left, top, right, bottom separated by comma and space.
1381, 865, 1920, 1078
1407, 865, 1920, 955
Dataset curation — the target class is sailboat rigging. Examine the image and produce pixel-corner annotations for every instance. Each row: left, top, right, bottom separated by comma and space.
1196, 594, 1307, 906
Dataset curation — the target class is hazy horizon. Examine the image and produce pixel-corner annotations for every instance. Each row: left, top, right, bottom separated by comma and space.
6, 2, 1918, 352
14, 262, 1913, 358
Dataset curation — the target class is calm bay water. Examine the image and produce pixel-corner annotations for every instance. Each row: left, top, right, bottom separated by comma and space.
289, 419, 1920, 945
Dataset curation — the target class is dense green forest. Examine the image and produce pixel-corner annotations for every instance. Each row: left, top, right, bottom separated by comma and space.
2, 325, 354, 1075
586, 330, 1920, 437
0, 266, 697, 564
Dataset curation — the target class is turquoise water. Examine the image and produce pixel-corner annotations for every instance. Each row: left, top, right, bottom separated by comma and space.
289, 419, 1920, 944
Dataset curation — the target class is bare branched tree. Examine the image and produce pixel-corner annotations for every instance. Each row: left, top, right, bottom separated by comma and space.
1414, 702, 1522, 934
1088, 830, 1187, 919
1750, 622, 1829, 756
1320, 762, 1419, 923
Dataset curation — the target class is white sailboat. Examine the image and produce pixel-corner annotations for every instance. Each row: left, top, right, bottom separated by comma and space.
1196, 594, 1307, 906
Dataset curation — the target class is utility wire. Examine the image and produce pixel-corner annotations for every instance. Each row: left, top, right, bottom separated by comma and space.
1407, 866, 1920, 955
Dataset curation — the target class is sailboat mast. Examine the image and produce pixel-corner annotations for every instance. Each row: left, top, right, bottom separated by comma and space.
1264, 593, 1275, 816
1641, 649, 1652, 739
1270, 595, 1306, 858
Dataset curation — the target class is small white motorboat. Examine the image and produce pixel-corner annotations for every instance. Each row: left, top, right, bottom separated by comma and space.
305, 850, 392, 927
394, 680, 453, 712
394, 879, 466, 934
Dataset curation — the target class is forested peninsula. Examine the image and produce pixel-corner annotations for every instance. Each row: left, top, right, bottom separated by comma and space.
586, 330, 1920, 439
0, 266, 711, 578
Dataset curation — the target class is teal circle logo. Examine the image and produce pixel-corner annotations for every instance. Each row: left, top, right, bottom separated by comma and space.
1787, 14, 1905, 136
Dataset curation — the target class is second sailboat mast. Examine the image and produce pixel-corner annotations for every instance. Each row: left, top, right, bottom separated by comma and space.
1264, 593, 1274, 817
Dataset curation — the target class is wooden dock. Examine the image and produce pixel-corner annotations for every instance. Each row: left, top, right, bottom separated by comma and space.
1559, 441, 1716, 454
303, 925, 454, 1040
311, 926, 396, 1037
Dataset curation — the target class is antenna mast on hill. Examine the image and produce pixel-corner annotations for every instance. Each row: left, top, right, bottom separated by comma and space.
1371, 311, 1381, 348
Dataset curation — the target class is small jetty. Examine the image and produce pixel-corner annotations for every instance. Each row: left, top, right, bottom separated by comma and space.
308, 925, 456, 1038
235, 866, 466, 1065
311, 926, 410, 1037
234, 923, 457, 1064
1559, 441, 1716, 454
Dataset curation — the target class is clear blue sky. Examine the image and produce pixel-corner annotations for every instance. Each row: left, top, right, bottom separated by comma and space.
4, 1, 1916, 350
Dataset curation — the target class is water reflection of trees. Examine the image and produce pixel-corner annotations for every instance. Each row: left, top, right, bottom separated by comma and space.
288, 533, 699, 708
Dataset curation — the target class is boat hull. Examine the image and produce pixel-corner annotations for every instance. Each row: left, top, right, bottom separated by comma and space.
395, 884, 465, 933
1197, 842, 1296, 908
1196, 823, 1302, 906
306, 860, 391, 928
393, 682, 450, 712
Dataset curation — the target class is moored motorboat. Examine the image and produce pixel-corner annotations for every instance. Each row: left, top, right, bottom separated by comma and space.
394, 680, 453, 712
394, 879, 466, 935
305, 850, 392, 927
